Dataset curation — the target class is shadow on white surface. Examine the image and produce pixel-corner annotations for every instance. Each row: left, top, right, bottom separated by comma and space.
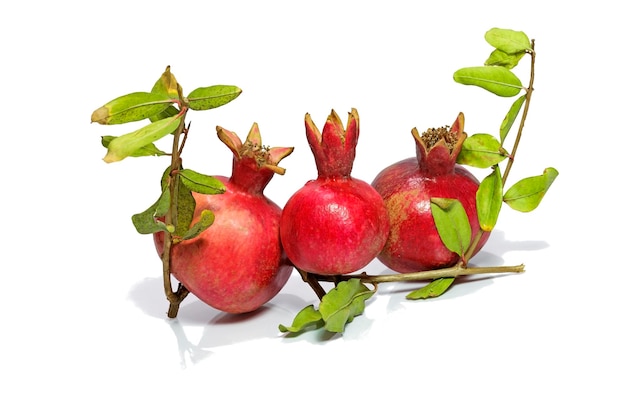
128, 275, 315, 366
477, 229, 550, 258
375, 229, 549, 314
126, 229, 549, 366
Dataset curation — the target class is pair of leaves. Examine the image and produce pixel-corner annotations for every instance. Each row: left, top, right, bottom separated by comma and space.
453, 28, 531, 98
93, 67, 242, 163
279, 279, 375, 334
483, 166, 558, 219
428, 171, 501, 255
132, 167, 225, 241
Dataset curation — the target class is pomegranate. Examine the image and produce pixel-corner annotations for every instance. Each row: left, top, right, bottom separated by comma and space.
154, 123, 294, 314
371, 112, 490, 273
279, 108, 390, 275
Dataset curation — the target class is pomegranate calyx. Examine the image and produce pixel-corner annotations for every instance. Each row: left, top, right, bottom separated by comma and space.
216, 123, 293, 194
216, 123, 294, 175
412, 112, 467, 176
305, 108, 360, 178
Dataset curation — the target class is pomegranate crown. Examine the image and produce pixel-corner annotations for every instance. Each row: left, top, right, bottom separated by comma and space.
305, 108, 360, 178
216, 123, 293, 194
216, 123, 294, 175
411, 112, 467, 175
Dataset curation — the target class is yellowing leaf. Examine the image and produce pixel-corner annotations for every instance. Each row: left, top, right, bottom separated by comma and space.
151, 66, 180, 99
103, 116, 180, 163
101, 135, 167, 157
91, 92, 172, 125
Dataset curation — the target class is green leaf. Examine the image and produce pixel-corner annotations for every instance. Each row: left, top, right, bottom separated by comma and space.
430, 198, 472, 257
91, 92, 173, 125
179, 209, 215, 241
476, 166, 503, 232
187, 85, 242, 111
174, 181, 196, 237
159, 167, 196, 237
278, 305, 324, 333
453, 66, 523, 97
504, 168, 559, 212
500, 95, 526, 143
457, 133, 508, 168
103, 116, 181, 163
178, 169, 226, 195
485, 28, 532, 54
101, 135, 167, 157
149, 105, 180, 123
131, 188, 171, 234
406, 277, 455, 300
319, 279, 375, 333
485, 49, 526, 69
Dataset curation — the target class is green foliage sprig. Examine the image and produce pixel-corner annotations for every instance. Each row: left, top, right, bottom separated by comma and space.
92, 66, 241, 317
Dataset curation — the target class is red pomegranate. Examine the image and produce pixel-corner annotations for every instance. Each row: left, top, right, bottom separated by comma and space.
279, 108, 390, 275
154, 123, 294, 314
371, 112, 490, 273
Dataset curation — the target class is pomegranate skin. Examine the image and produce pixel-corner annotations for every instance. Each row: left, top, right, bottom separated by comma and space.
371, 113, 490, 273
280, 176, 389, 275
280, 108, 390, 275
155, 177, 292, 314
155, 124, 294, 314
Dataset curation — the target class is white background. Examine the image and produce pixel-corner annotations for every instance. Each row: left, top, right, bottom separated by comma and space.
2, 1, 624, 415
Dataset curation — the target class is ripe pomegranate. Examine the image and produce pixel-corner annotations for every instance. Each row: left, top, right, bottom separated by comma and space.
280, 108, 390, 275
154, 123, 294, 314
371, 112, 490, 273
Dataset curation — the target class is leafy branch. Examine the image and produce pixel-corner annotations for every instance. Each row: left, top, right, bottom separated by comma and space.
92, 66, 242, 318
280, 28, 557, 336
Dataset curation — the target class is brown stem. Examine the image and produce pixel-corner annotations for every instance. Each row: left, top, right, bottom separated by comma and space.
296, 268, 327, 300
309, 263, 524, 285
163, 103, 190, 319
502, 40, 536, 186
166, 282, 189, 318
